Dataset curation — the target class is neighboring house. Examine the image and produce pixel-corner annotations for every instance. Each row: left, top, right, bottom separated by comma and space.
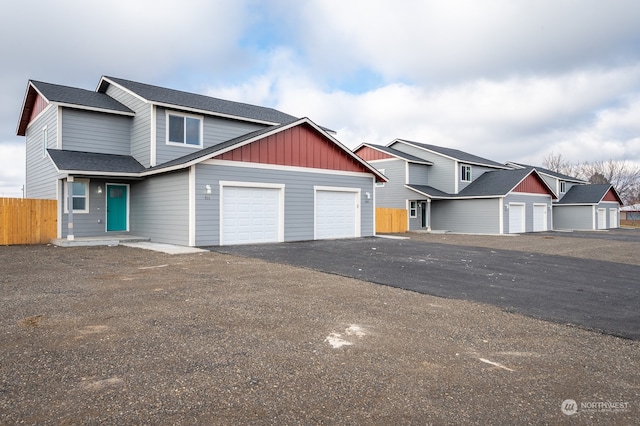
621, 204, 640, 221
17, 77, 385, 246
505, 162, 587, 200
355, 140, 557, 234
553, 184, 623, 230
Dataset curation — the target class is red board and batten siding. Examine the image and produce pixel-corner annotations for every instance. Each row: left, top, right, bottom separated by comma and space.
29, 93, 49, 122
355, 146, 394, 161
512, 173, 553, 195
603, 188, 620, 203
215, 123, 369, 174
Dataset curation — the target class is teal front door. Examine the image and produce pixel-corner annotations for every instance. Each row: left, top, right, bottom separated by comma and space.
107, 184, 128, 231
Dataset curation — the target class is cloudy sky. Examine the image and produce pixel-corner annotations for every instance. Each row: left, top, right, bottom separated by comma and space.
1, 0, 639, 196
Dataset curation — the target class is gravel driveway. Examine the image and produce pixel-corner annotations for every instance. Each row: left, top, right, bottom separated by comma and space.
1, 233, 638, 424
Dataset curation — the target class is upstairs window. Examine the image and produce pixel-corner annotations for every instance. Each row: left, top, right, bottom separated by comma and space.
42, 126, 48, 158
560, 181, 567, 193
167, 112, 202, 147
461, 164, 472, 182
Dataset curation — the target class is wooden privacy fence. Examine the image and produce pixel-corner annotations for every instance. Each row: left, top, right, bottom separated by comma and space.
376, 207, 408, 233
1, 198, 57, 245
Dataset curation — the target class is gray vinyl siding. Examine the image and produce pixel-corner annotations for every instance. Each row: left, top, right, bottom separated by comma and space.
553, 205, 594, 230
408, 163, 429, 185
106, 84, 151, 167
369, 159, 416, 208
503, 193, 553, 233
61, 109, 131, 155
25, 105, 58, 199
129, 171, 190, 245
155, 108, 266, 166
391, 143, 456, 193
431, 198, 500, 234
459, 164, 497, 191
60, 179, 131, 238
194, 164, 375, 246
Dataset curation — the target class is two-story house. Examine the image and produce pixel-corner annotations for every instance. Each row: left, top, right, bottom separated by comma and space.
506, 163, 622, 230
355, 140, 558, 234
17, 77, 385, 246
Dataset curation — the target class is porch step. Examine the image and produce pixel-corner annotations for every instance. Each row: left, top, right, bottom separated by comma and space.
50, 235, 150, 247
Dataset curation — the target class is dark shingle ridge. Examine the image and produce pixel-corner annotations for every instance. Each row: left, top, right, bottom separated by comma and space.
396, 140, 509, 169
31, 80, 133, 113
102, 76, 298, 124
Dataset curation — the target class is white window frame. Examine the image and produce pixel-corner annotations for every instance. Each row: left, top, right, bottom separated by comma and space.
560, 181, 567, 193
166, 110, 203, 148
375, 169, 385, 187
409, 201, 417, 218
64, 179, 90, 214
42, 126, 48, 158
461, 164, 472, 182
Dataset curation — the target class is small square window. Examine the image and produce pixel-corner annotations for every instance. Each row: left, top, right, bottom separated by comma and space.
376, 169, 385, 187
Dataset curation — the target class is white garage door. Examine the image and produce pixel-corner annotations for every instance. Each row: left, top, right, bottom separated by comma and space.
508, 203, 525, 233
597, 208, 606, 229
533, 204, 547, 232
315, 189, 359, 240
609, 208, 618, 228
221, 185, 282, 245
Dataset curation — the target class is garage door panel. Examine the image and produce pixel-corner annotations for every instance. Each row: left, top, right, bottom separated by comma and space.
315, 190, 359, 240
222, 186, 282, 245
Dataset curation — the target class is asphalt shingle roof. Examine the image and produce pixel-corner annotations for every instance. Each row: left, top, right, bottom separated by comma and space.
458, 168, 533, 197
48, 149, 145, 174
101, 76, 299, 125
396, 140, 509, 169
362, 144, 433, 164
405, 184, 454, 198
510, 162, 586, 183
556, 184, 613, 204
31, 81, 133, 114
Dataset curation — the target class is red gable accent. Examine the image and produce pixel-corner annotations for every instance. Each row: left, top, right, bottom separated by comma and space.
215, 123, 370, 174
603, 188, 620, 203
513, 173, 553, 195
355, 146, 394, 161
29, 93, 49, 122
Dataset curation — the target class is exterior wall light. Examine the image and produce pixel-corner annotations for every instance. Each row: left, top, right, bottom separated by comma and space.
205, 184, 212, 195
97, 185, 103, 194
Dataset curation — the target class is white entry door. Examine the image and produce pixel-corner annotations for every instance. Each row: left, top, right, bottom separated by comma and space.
508, 203, 526, 233
315, 188, 360, 240
221, 184, 283, 245
533, 204, 547, 232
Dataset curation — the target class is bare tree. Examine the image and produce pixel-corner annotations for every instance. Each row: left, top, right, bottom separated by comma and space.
542, 153, 640, 205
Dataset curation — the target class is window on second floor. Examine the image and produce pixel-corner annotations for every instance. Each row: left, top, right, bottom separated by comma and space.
167, 112, 202, 147
560, 181, 567, 193
461, 164, 472, 182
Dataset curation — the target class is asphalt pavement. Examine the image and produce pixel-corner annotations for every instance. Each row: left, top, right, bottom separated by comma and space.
211, 237, 640, 340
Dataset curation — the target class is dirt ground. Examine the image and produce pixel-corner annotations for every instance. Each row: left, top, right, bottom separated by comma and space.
1, 234, 638, 424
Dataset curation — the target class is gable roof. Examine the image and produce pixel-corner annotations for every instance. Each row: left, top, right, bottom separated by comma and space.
506, 162, 586, 183
47, 149, 145, 175
45, 117, 387, 182
392, 139, 510, 169
17, 80, 134, 135
354, 143, 433, 164
98, 76, 299, 126
406, 168, 556, 199
556, 184, 623, 205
